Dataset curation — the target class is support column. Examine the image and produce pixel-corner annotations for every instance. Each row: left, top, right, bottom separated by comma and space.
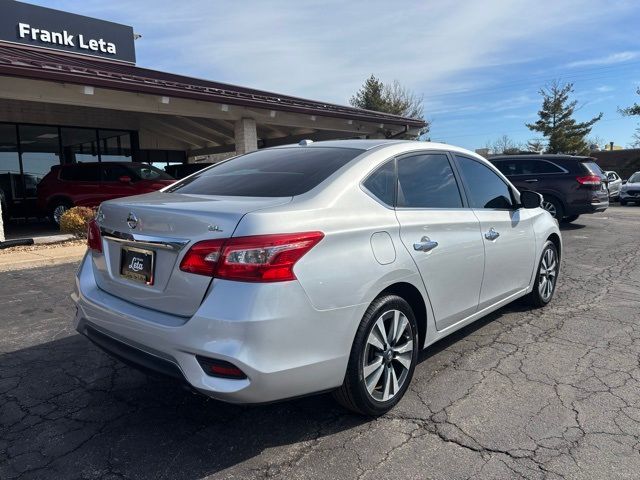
234, 118, 258, 155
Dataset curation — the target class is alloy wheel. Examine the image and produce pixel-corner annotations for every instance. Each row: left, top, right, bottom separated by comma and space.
541, 200, 557, 218
53, 205, 68, 224
538, 247, 558, 302
362, 309, 414, 402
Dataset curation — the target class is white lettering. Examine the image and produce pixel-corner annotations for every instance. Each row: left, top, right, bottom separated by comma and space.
16, 23, 118, 56
18, 23, 30, 38
63, 30, 74, 46
128, 257, 145, 272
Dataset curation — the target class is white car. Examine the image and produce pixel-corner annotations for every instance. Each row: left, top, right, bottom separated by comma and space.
619, 171, 640, 205
72, 140, 561, 415
605, 170, 622, 200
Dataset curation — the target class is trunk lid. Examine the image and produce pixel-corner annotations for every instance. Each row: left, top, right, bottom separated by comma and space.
92, 191, 291, 317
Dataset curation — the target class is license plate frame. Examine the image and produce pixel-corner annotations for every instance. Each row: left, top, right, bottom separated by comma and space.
120, 246, 155, 285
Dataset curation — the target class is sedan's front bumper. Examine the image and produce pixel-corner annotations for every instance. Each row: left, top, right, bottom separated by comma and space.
72, 253, 362, 404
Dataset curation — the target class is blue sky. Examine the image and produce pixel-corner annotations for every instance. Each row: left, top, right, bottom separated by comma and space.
29, 0, 640, 150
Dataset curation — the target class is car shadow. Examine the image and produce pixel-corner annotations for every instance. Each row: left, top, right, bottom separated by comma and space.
0, 334, 367, 479
559, 222, 586, 230
0, 301, 523, 479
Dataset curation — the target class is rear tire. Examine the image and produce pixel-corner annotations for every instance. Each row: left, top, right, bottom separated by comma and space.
49, 199, 73, 226
541, 196, 563, 220
561, 214, 579, 224
526, 241, 559, 308
333, 295, 418, 416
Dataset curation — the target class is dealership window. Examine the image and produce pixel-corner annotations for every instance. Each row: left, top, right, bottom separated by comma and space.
99, 130, 132, 162
18, 125, 62, 198
61, 127, 99, 163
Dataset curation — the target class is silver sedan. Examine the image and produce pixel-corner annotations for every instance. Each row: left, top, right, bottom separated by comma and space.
73, 140, 561, 415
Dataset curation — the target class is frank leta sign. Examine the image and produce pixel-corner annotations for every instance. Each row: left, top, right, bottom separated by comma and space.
0, 0, 136, 63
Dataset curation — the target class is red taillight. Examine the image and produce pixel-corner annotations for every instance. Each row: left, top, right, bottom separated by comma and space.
180, 231, 324, 282
179, 239, 225, 276
87, 219, 102, 253
576, 175, 602, 186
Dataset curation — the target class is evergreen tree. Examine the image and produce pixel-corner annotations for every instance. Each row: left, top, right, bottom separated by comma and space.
526, 81, 602, 155
350, 75, 430, 138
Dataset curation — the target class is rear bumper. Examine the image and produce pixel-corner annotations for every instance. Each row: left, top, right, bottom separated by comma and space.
72, 253, 362, 404
567, 198, 608, 215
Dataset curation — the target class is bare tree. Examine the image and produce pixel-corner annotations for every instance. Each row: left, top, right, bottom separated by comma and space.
488, 134, 523, 154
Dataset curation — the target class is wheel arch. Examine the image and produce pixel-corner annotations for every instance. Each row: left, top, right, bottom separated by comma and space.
377, 282, 427, 349
47, 195, 74, 210
547, 232, 562, 260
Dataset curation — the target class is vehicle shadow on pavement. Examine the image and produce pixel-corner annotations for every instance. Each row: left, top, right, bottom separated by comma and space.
0, 334, 368, 479
0, 301, 526, 479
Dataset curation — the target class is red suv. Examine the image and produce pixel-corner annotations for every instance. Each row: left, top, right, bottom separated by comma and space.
37, 162, 175, 224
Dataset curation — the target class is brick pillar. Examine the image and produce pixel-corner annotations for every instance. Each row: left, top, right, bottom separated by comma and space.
234, 118, 258, 155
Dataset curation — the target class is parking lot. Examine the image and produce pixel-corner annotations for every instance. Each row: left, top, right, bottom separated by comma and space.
1, 205, 639, 479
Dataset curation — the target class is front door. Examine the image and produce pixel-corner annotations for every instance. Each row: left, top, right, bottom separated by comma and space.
454, 155, 537, 308
394, 152, 485, 331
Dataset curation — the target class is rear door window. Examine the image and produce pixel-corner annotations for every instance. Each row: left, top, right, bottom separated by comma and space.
61, 165, 100, 182
167, 147, 364, 197
396, 153, 463, 208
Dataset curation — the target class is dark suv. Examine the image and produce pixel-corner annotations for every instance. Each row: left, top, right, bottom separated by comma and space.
490, 155, 609, 223
37, 162, 175, 224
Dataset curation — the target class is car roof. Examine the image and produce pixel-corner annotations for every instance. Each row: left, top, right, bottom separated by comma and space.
271, 139, 479, 156
61, 162, 145, 167
490, 154, 594, 161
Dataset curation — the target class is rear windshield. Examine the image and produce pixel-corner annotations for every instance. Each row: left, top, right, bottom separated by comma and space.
166, 147, 364, 197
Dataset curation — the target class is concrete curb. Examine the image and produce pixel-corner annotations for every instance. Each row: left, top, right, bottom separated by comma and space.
0, 244, 86, 272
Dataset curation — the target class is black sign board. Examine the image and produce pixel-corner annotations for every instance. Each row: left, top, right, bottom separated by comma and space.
0, 0, 136, 63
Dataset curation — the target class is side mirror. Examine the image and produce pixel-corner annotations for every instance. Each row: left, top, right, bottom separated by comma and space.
118, 175, 132, 184
520, 190, 543, 209
622, 179, 627, 184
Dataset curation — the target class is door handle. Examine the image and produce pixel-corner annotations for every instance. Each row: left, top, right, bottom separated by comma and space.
413, 236, 439, 252
484, 228, 500, 241
524, 179, 538, 183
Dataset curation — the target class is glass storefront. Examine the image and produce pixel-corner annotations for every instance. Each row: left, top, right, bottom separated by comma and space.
0, 123, 137, 218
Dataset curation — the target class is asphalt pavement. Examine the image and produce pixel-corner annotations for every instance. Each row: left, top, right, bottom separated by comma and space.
1, 205, 639, 479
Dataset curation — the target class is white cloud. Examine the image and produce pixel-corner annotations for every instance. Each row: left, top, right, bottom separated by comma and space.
566, 51, 640, 68
38, 0, 638, 106
595, 85, 615, 92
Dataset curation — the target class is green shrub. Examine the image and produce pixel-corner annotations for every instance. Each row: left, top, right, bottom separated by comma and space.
59, 207, 95, 237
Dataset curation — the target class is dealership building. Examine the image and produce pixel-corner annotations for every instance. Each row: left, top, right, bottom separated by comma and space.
0, 1, 424, 222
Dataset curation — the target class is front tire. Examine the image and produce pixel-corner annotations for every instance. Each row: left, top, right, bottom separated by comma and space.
527, 241, 559, 308
620, 199, 628, 206
333, 295, 418, 416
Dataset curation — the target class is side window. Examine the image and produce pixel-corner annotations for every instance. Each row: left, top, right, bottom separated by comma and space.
607, 172, 617, 181
492, 160, 519, 176
102, 165, 131, 182
397, 154, 463, 208
526, 160, 564, 174
455, 156, 514, 209
363, 160, 395, 206
61, 165, 100, 182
